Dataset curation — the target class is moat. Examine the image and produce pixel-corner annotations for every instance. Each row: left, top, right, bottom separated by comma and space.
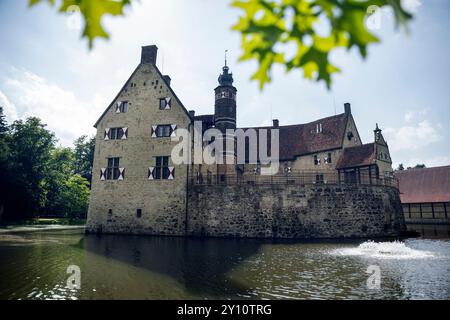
0, 226, 449, 300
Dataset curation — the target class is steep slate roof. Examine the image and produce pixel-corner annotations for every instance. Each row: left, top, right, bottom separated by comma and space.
395, 166, 450, 203
335, 143, 376, 169
239, 113, 349, 161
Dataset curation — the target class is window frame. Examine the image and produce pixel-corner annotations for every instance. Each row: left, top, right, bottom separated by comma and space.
108, 127, 124, 140
106, 157, 120, 180
314, 155, 320, 166
326, 153, 332, 164
159, 97, 171, 110
154, 156, 170, 180
156, 125, 172, 137
120, 101, 129, 113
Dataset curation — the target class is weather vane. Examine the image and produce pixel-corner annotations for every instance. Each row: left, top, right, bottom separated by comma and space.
225, 49, 228, 67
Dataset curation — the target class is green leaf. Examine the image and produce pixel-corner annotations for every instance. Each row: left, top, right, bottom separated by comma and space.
232, 0, 413, 90
29, 0, 131, 49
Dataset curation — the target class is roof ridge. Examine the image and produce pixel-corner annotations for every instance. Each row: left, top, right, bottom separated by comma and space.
343, 142, 375, 151
239, 112, 347, 130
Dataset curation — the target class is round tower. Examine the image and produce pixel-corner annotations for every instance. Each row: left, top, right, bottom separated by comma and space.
214, 60, 237, 132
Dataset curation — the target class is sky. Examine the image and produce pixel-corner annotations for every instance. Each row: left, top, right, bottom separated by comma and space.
0, 0, 449, 168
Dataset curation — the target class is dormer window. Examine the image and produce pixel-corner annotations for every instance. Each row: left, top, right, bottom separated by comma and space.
316, 123, 323, 133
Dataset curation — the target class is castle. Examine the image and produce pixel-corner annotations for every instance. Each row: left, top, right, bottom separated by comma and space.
86, 45, 405, 238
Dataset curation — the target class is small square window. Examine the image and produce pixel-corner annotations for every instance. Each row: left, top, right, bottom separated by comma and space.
316, 174, 324, 184
120, 101, 129, 113
109, 127, 124, 140
155, 125, 172, 137
314, 155, 320, 165
159, 98, 171, 110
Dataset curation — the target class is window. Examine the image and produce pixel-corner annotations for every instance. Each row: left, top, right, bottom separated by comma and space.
119, 101, 128, 113
325, 153, 332, 164
347, 131, 354, 141
155, 156, 170, 180
148, 157, 174, 180
106, 157, 120, 180
136, 209, 142, 218
105, 127, 128, 140
107, 209, 113, 222
316, 174, 324, 184
116, 101, 128, 113
151, 124, 176, 138
159, 97, 171, 110
314, 155, 320, 165
316, 123, 323, 133
156, 125, 171, 137
110, 127, 124, 140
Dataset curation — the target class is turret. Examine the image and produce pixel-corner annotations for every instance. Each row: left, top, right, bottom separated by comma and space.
214, 54, 237, 132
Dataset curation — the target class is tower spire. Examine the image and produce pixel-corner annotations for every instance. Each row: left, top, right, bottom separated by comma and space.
225, 49, 228, 67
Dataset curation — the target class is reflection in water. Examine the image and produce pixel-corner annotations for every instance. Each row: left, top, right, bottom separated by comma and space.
0, 227, 449, 300
83, 235, 262, 298
407, 224, 450, 239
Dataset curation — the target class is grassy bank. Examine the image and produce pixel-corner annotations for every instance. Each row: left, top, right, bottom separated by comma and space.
1, 217, 86, 226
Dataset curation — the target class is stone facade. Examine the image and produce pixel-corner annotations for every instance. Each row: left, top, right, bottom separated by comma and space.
187, 184, 405, 238
86, 45, 192, 235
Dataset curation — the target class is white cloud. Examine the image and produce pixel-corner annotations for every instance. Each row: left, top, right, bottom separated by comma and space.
384, 120, 442, 152
0, 90, 18, 121
403, 108, 428, 123
2, 69, 106, 146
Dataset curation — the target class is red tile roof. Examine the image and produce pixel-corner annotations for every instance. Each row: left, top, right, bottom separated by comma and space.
336, 143, 376, 169
241, 113, 349, 160
395, 166, 450, 203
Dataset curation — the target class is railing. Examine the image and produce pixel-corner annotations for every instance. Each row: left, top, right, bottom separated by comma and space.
190, 171, 399, 189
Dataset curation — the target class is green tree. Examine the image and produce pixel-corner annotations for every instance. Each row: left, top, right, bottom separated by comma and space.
28, 0, 413, 89
7, 117, 56, 218
73, 135, 95, 184
0, 106, 8, 163
396, 163, 404, 171
0, 107, 9, 221
57, 174, 90, 218
44, 147, 76, 215
406, 164, 426, 170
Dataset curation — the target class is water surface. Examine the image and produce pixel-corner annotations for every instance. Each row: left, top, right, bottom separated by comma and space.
0, 226, 449, 300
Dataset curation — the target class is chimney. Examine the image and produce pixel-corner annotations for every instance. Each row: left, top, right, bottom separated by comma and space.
273, 119, 279, 128
189, 110, 195, 118
344, 102, 351, 115
163, 75, 171, 86
141, 45, 158, 65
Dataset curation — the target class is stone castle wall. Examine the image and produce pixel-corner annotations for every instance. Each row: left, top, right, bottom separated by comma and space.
186, 183, 405, 239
